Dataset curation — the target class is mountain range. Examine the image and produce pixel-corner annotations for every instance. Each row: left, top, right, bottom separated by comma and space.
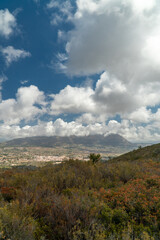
0, 134, 134, 148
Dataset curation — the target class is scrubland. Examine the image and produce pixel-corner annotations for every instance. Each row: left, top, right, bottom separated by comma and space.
0, 145, 160, 239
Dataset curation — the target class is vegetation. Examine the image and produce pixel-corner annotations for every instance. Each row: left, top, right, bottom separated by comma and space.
89, 153, 102, 164
0, 144, 160, 239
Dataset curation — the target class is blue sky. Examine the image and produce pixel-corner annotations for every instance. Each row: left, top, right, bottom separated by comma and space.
0, 0, 75, 98
0, 0, 160, 142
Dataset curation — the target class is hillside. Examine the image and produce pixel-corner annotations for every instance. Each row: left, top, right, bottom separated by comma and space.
0, 134, 133, 148
113, 143, 160, 162
0, 143, 160, 239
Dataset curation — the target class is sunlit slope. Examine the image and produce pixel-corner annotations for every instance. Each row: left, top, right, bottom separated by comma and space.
113, 143, 160, 162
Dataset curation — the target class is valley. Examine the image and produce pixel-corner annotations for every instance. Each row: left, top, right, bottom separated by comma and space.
0, 144, 133, 168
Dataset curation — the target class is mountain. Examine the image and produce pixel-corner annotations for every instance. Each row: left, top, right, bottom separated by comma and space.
0, 134, 133, 148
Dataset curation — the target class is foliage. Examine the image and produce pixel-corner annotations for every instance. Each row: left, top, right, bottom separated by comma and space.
89, 153, 102, 164
0, 148, 160, 239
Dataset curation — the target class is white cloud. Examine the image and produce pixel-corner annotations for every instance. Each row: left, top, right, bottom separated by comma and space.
46, 0, 160, 143
0, 85, 46, 125
127, 107, 152, 124
1, 116, 160, 143
76, 113, 107, 124
64, 0, 158, 76
56, 0, 160, 89
46, 66, 160, 143
0, 1, 160, 143
131, 0, 156, 13
49, 71, 160, 117
0, 9, 17, 38
50, 85, 95, 115
0, 119, 112, 140
1, 46, 31, 66
143, 34, 160, 67
0, 80, 159, 142
93, 72, 137, 115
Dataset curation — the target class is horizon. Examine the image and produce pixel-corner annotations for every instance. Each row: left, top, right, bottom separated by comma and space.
0, 0, 160, 143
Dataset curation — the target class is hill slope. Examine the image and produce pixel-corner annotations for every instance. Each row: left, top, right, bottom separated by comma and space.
0, 134, 133, 148
113, 142, 160, 161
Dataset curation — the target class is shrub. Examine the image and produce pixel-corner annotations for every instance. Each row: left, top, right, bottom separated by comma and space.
89, 153, 102, 164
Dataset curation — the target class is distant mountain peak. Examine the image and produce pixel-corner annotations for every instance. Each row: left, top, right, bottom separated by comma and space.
0, 134, 133, 148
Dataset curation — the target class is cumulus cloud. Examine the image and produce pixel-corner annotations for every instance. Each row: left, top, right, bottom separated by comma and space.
93, 72, 137, 115
126, 107, 152, 124
0, 82, 159, 142
0, 75, 156, 142
51, 0, 160, 118
50, 85, 95, 115
0, 85, 46, 125
64, 0, 160, 77
76, 113, 107, 124
46, 0, 160, 143
47, 66, 160, 142
48, 0, 160, 99
49, 71, 160, 117
1, 0, 160, 143
1, 46, 31, 66
0, 9, 17, 38
1, 116, 160, 143
0, 119, 117, 140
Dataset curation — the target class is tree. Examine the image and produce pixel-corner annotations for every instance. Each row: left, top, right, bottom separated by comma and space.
89, 153, 101, 164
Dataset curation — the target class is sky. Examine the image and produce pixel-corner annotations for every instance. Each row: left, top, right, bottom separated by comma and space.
0, 0, 160, 143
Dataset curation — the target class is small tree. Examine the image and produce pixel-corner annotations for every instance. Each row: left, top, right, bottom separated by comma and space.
89, 153, 101, 164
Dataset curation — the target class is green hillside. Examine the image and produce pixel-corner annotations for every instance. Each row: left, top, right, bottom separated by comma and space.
0, 143, 159, 239
113, 143, 160, 162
